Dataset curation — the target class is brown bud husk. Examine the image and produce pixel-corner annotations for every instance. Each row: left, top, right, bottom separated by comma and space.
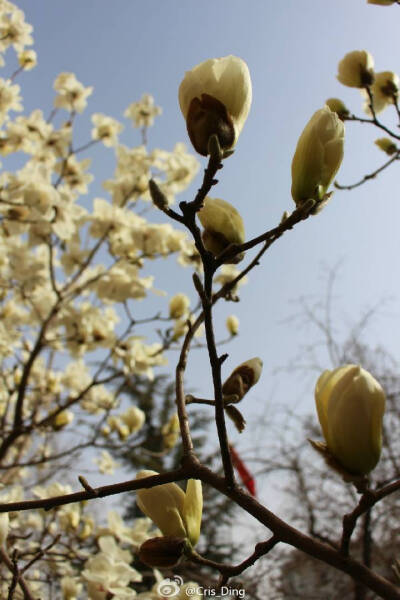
186, 94, 235, 157
138, 536, 186, 568
225, 404, 246, 433
308, 439, 369, 489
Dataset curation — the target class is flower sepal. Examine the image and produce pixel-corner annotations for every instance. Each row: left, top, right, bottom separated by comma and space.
309, 439, 369, 490
139, 536, 188, 568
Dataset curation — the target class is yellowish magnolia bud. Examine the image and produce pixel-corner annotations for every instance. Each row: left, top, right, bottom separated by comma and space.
375, 137, 398, 155
368, 0, 395, 5
136, 471, 202, 547
101, 425, 110, 437
121, 406, 145, 434
226, 315, 239, 336
337, 50, 375, 88
107, 416, 130, 440
79, 516, 94, 540
291, 106, 344, 206
18, 49, 37, 70
139, 536, 186, 568
325, 98, 350, 119
365, 71, 400, 114
198, 197, 245, 263
162, 413, 180, 450
53, 410, 74, 430
179, 55, 252, 156
315, 365, 385, 476
0, 513, 9, 546
169, 293, 190, 319
222, 357, 263, 403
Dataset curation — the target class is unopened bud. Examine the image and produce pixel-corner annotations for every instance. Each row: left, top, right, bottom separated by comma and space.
198, 197, 245, 263
179, 56, 252, 157
162, 413, 180, 450
375, 137, 398, 155
314, 364, 385, 476
226, 315, 239, 336
52, 410, 74, 430
222, 357, 263, 403
325, 98, 350, 119
337, 50, 375, 88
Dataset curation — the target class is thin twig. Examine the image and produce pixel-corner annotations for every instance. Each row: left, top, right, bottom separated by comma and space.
335, 151, 400, 191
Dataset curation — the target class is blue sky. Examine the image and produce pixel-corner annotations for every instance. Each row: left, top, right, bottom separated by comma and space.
11, 1, 400, 460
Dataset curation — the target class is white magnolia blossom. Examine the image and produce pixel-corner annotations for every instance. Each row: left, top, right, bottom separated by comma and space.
124, 93, 162, 128
91, 113, 123, 146
0, 5, 33, 52
0, 78, 23, 124
362, 70, 400, 115
53, 72, 93, 113
18, 48, 36, 69
82, 536, 142, 598
94, 450, 120, 475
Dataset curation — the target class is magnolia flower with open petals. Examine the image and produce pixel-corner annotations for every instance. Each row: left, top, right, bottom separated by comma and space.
337, 50, 375, 88
124, 93, 162, 128
315, 365, 385, 476
136, 470, 202, 547
291, 105, 344, 206
179, 55, 252, 156
363, 71, 400, 115
18, 49, 37, 70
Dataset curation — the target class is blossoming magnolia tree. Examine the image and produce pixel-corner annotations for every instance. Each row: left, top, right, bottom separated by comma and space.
1, 1, 400, 598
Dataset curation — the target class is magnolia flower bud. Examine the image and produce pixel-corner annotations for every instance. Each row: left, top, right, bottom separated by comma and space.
0, 513, 9, 546
139, 536, 186, 568
169, 293, 190, 319
222, 357, 263, 403
198, 197, 245, 263
291, 106, 344, 206
375, 137, 398, 155
226, 315, 239, 336
53, 409, 74, 430
136, 471, 202, 546
364, 71, 400, 115
315, 365, 385, 476
368, 0, 395, 5
121, 406, 145, 434
325, 98, 350, 119
337, 50, 375, 88
162, 413, 180, 450
179, 55, 252, 156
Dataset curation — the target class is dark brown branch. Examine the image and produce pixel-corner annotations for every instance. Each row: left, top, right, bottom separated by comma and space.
0, 548, 36, 600
188, 535, 278, 586
335, 152, 399, 191
341, 479, 400, 556
0, 464, 399, 598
